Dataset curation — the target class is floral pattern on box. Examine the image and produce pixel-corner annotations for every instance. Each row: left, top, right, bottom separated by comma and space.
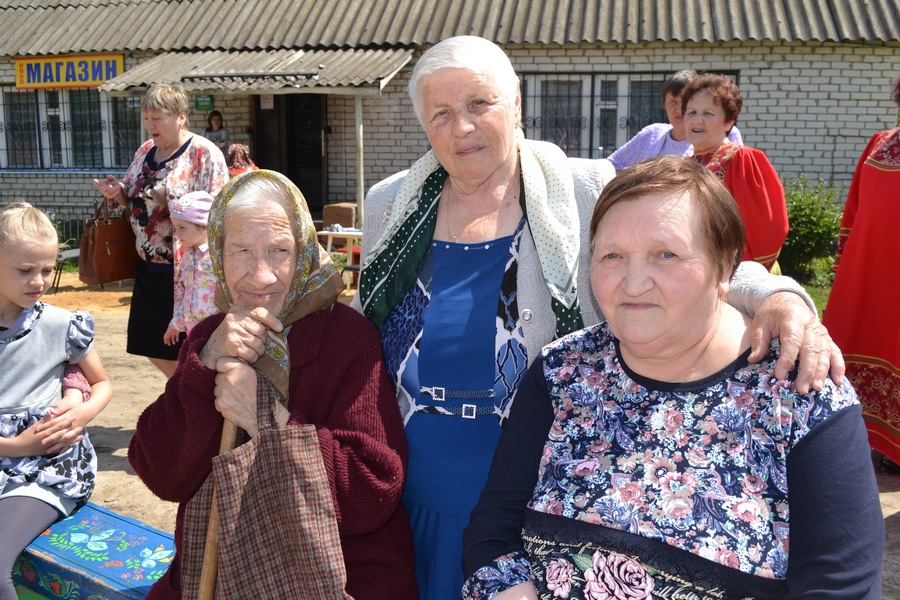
12, 502, 174, 600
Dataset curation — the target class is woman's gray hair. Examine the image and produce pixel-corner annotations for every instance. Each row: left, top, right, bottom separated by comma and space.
408, 35, 520, 126
223, 176, 297, 233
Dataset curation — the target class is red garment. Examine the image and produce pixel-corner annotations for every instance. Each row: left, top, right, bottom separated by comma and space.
823, 127, 900, 464
128, 302, 418, 599
225, 143, 258, 178
691, 142, 789, 269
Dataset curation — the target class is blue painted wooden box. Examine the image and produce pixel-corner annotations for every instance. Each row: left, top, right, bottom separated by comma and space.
12, 502, 174, 600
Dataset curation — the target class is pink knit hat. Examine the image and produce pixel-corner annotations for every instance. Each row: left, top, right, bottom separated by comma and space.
169, 191, 213, 226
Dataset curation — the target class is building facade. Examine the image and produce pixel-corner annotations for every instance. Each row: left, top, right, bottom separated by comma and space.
1, 1, 899, 236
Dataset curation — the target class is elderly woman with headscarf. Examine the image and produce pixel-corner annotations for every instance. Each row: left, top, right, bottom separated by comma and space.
128, 170, 417, 599
225, 143, 259, 178
462, 156, 883, 600
353, 36, 842, 599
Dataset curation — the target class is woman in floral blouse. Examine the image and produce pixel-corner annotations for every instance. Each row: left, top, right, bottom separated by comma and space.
93, 83, 228, 377
462, 156, 884, 600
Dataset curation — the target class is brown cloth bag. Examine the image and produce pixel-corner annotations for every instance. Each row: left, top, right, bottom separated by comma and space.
78, 200, 139, 285
181, 373, 352, 600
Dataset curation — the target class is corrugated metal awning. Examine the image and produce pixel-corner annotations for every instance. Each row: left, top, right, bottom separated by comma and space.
4, 0, 900, 58
99, 48, 414, 96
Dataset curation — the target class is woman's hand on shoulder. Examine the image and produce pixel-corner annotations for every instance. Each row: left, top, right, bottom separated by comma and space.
748, 291, 844, 393
198, 306, 282, 369
489, 582, 539, 600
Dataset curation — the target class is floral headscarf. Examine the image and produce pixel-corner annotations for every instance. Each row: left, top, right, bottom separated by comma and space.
226, 143, 258, 178
207, 169, 344, 400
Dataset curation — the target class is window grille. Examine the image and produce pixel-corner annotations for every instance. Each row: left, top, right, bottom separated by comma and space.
522, 73, 667, 159
0, 86, 142, 170
521, 71, 740, 159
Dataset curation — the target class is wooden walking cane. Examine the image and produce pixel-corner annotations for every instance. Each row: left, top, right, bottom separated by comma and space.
197, 419, 240, 600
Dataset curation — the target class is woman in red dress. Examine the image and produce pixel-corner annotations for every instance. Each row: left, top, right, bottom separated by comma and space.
823, 76, 900, 472
682, 74, 788, 270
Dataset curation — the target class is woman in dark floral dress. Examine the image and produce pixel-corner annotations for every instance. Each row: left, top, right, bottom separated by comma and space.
462, 157, 883, 600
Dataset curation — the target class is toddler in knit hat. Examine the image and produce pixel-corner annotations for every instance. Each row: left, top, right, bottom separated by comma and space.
169, 190, 212, 227
164, 191, 219, 345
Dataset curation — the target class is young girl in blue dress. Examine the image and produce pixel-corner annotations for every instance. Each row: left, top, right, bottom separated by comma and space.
0, 202, 112, 600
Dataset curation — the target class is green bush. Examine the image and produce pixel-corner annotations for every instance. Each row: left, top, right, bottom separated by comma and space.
779, 175, 843, 284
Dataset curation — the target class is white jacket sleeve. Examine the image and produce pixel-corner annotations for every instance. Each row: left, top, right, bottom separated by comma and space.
727, 260, 817, 316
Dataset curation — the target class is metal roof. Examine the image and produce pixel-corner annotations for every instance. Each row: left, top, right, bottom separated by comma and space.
1, 0, 899, 59
98, 48, 414, 95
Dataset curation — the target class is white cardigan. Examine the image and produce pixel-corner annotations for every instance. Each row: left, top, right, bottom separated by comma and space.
352, 158, 812, 363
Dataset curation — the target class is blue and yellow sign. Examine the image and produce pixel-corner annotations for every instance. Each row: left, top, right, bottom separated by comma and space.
15, 54, 125, 89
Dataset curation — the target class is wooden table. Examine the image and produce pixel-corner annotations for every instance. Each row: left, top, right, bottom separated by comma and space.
316, 229, 363, 286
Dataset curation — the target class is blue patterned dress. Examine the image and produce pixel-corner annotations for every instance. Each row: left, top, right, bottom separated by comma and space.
0, 302, 97, 516
381, 228, 529, 600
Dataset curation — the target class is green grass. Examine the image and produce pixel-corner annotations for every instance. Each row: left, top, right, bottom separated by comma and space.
802, 284, 831, 320
330, 252, 348, 269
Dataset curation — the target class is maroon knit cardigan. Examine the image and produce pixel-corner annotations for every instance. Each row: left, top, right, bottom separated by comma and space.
128, 302, 418, 599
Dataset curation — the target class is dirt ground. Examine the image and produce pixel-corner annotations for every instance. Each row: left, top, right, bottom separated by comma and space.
49, 273, 177, 533
47, 271, 900, 594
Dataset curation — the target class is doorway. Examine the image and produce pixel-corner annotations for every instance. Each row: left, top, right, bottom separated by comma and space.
253, 94, 326, 217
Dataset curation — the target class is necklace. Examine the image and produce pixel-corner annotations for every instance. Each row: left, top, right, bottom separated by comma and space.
442, 180, 519, 243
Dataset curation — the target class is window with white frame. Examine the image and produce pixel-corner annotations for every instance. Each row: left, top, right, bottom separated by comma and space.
522, 73, 668, 159
522, 71, 741, 159
0, 86, 142, 170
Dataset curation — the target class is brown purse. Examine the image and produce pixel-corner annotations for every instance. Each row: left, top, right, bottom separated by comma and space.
78, 201, 139, 285
181, 373, 352, 599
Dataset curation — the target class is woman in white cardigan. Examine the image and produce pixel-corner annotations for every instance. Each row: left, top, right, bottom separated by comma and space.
352, 36, 840, 600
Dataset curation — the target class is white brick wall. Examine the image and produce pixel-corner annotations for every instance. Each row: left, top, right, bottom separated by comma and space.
322, 39, 900, 202
3, 39, 900, 214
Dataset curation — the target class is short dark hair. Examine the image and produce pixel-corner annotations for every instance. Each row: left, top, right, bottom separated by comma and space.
590, 155, 745, 282
892, 76, 900, 107
680, 73, 743, 124
662, 70, 698, 100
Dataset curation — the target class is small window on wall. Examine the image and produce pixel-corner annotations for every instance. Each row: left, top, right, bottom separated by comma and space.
2, 89, 40, 168
111, 96, 143, 168
0, 86, 142, 170
626, 80, 665, 139
70, 89, 104, 168
521, 72, 756, 159
523, 73, 668, 159
537, 79, 587, 156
